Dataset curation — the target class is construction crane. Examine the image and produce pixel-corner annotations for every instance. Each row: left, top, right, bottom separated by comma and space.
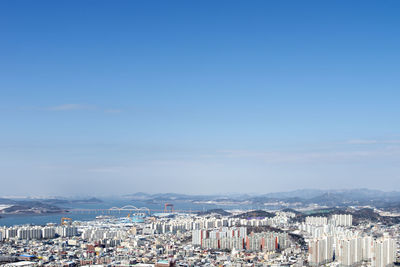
61, 217, 72, 225
164, 203, 174, 213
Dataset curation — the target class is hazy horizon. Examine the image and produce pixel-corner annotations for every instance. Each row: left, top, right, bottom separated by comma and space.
2, 187, 400, 199
1, 1, 400, 196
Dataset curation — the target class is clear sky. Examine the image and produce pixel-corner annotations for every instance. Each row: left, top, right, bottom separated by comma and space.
1, 1, 400, 196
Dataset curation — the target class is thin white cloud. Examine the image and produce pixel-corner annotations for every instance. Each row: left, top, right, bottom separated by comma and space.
42, 104, 122, 113
215, 146, 400, 163
347, 139, 400, 145
347, 139, 378, 144
47, 104, 95, 111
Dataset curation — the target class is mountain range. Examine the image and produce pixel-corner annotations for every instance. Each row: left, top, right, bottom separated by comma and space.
125, 189, 400, 211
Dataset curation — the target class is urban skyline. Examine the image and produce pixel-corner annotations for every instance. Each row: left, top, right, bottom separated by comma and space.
1, 1, 400, 266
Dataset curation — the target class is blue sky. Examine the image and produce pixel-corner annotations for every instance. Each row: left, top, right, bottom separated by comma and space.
1, 1, 400, 196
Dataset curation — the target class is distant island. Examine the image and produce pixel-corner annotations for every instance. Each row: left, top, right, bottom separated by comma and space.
0, 201, 65, 215
0, 197, 102, 215
41, 197, 103, 205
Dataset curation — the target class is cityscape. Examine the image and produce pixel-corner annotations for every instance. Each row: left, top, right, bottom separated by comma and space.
2, 0, 400, 266
1, 190, 400, 266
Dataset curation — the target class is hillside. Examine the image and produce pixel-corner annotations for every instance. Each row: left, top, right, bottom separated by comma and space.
197, 209, 231, 216
234, 210, 275, 219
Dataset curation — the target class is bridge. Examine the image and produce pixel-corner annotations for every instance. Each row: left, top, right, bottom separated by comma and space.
109, 205, 151, 214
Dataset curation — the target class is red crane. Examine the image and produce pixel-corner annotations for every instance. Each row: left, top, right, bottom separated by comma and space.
164, 203, 174, 213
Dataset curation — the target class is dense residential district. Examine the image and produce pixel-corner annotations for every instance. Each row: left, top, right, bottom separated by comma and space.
0, 208, 399, 267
